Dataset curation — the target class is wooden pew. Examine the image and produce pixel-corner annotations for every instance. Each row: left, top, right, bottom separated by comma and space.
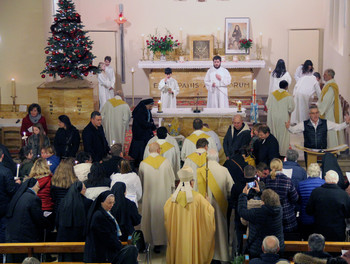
285, 241, 350, 252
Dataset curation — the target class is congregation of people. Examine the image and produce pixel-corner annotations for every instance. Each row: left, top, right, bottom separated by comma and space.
1, 56, 350, 264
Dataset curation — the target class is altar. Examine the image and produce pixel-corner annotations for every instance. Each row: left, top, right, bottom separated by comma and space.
151, 107, 246, 137
138, 60, 265, 99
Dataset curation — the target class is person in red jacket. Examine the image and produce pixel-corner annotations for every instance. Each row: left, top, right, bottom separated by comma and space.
20, 103, 48, 139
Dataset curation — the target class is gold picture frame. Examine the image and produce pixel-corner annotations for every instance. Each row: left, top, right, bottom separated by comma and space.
189, 35, 214, 61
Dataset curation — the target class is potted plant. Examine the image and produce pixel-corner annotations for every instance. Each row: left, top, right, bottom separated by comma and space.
147, 30, 179, 61
239, 38, 253, 54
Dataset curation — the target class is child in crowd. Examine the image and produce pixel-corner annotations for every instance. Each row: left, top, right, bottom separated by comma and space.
249, 123, 262, 152
19, 145, 34, 180
27, 123, 50, 158
41, 146, 60, 174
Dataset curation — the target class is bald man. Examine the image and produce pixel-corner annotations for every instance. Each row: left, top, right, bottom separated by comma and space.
250, 236, 286, 264
223, 115, 251, 159
139, 142, 176, 253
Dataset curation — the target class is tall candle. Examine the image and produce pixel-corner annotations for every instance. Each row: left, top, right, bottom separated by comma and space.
131, 67, 134, 73
252, 79, 257, 104
237, 100, 242, 112
11, 78, 16, 97
141, 34, 145, 49
179, 27, 183, 45
259, 32, 263, 48
16, 163, 20, 179
217, 27, 221, 43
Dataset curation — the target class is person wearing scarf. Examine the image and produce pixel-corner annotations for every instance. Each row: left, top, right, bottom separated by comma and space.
164, 166, 215, 264
56, 181, 92, 261
6, 178, 49, 262
110, 182, 141, 242
84, 190, 138, 264
20, 103, 48, 139
129, 97, 156, 167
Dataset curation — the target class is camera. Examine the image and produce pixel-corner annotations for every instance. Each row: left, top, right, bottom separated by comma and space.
247, 181, 256, 188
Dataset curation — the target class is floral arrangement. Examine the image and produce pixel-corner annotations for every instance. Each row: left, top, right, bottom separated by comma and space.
239, 38, 253, 51
147, 32, 179, 55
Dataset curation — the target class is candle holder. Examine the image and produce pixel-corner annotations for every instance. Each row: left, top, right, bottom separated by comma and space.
141, 47, 146, 61
131, 71, 135, 107
157, 101, 163, 113
146, 49, 150, 60
10, 96, 17, 112
256, 44, 263, 60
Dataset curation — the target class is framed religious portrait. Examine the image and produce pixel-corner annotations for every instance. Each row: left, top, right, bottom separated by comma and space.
225, 17, 250, 54
189, 35, 214, 61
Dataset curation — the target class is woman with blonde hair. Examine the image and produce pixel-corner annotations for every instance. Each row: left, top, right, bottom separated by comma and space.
51, 158, 78, 216
265, 158, 299, 235
110, 160, 142, 205
28, 158, 54, 213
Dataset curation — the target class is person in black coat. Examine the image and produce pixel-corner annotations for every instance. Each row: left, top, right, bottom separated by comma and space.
306, 170, 350, 241
0, 143, 16, 176
102, 143, 124, 178
82, 111, 110, 162
253, 125, 280, 165
84, 191, 138, 263
56, 181, 92, 262
223, 115, 251, 159
129, 97, 156, 167
111, 182, 141, 242
54, 115, 81, 159
238, 188, 284, 258
0, 148, 19, 261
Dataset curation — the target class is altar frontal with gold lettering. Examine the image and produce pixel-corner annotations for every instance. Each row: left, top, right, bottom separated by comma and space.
149, 69, 253, 98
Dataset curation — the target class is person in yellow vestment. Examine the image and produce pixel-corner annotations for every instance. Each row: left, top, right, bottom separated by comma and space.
138, 142, 175, 253
101, 91, 131, 147
143, 127, 180, 175
197, 149, 234, 263
164, 166, 215, 264
266, 80, 295, 157
184, 138, 208, 190
181, 118, 217, 161
318, 69, 345, 148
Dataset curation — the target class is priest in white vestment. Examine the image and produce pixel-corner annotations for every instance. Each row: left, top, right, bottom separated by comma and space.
266, 80, 295, 156
139, 142, 175, 251
143, 126, 180, 176
98, 62, 115, 110
181, 118, 217, 161
197, 149, 233, 262
205, 55, 231, 108
183, 138, 208, 191
101, 92, 131, 147
318, 69, 345, 148
158, 68, 179, 109
291, 74, 321, 124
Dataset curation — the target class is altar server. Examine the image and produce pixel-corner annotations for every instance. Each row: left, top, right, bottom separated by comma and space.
268, 59, 292, 94
139, 142, 175, 253
104, 56, 115, 91
164, 166, 215, 264
143, 126, 180, 175
266, 80, 295, 156
291, 71, 321, 124
181, 118, 217, 161
98, 62, 114, 110
158, 68, 179, 109
197, 149, 233, 263
205, 55, 231, 108
101, 91, 131, 147
294, 59, 314, 83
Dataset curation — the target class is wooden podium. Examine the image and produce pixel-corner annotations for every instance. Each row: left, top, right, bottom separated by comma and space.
295, 144, 349, 168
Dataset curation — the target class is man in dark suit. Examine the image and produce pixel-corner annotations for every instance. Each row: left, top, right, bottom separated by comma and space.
253, 125, 279, 166
102, 143, 124, 177
82, 111, 110, 162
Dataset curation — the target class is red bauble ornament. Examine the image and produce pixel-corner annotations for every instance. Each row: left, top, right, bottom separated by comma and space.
84, 72, 88, 76
47, 42, 50, 45
78, 55, 81, 58
59, 10, 62, 13
51, 45, 54, 48
63, 36, 65, 39
45, 50, 49, 54
49, 59, 52, 62
57, 38, 61, 41
75, 13, 79, 17
60, 74, 64, 78
64, 53, 67, 56
64, 10, 67, 12
41, 74, 45, 78
54, 17, 58, 21
49, 74, 53, 77
46, 63, 49, 66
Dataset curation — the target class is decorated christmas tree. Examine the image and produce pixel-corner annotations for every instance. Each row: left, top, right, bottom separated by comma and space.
41, 0, 100, 79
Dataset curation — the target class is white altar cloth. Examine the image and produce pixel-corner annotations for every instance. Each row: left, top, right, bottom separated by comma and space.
151, 107, 246, 126
0, 118, 22, 128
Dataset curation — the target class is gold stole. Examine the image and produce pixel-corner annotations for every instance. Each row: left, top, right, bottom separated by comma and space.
272, 90, 291, 101
187, 152, 207, 167
159, 142, 174, 155
320, 82, 340, 123
142, 155, 166, 169
187, 133, 210, 145
201, 127, 211, 132
108, 98, 127, 107
197, 167, 228, 216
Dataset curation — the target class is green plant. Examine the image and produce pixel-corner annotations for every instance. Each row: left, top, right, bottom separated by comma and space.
231, 254, 245, 264
147, 30, 179, 55
239, 38, 253, 50
131, 231, 141, 246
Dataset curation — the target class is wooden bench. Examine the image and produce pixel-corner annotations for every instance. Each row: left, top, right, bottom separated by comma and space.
285, 241, 350, 252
